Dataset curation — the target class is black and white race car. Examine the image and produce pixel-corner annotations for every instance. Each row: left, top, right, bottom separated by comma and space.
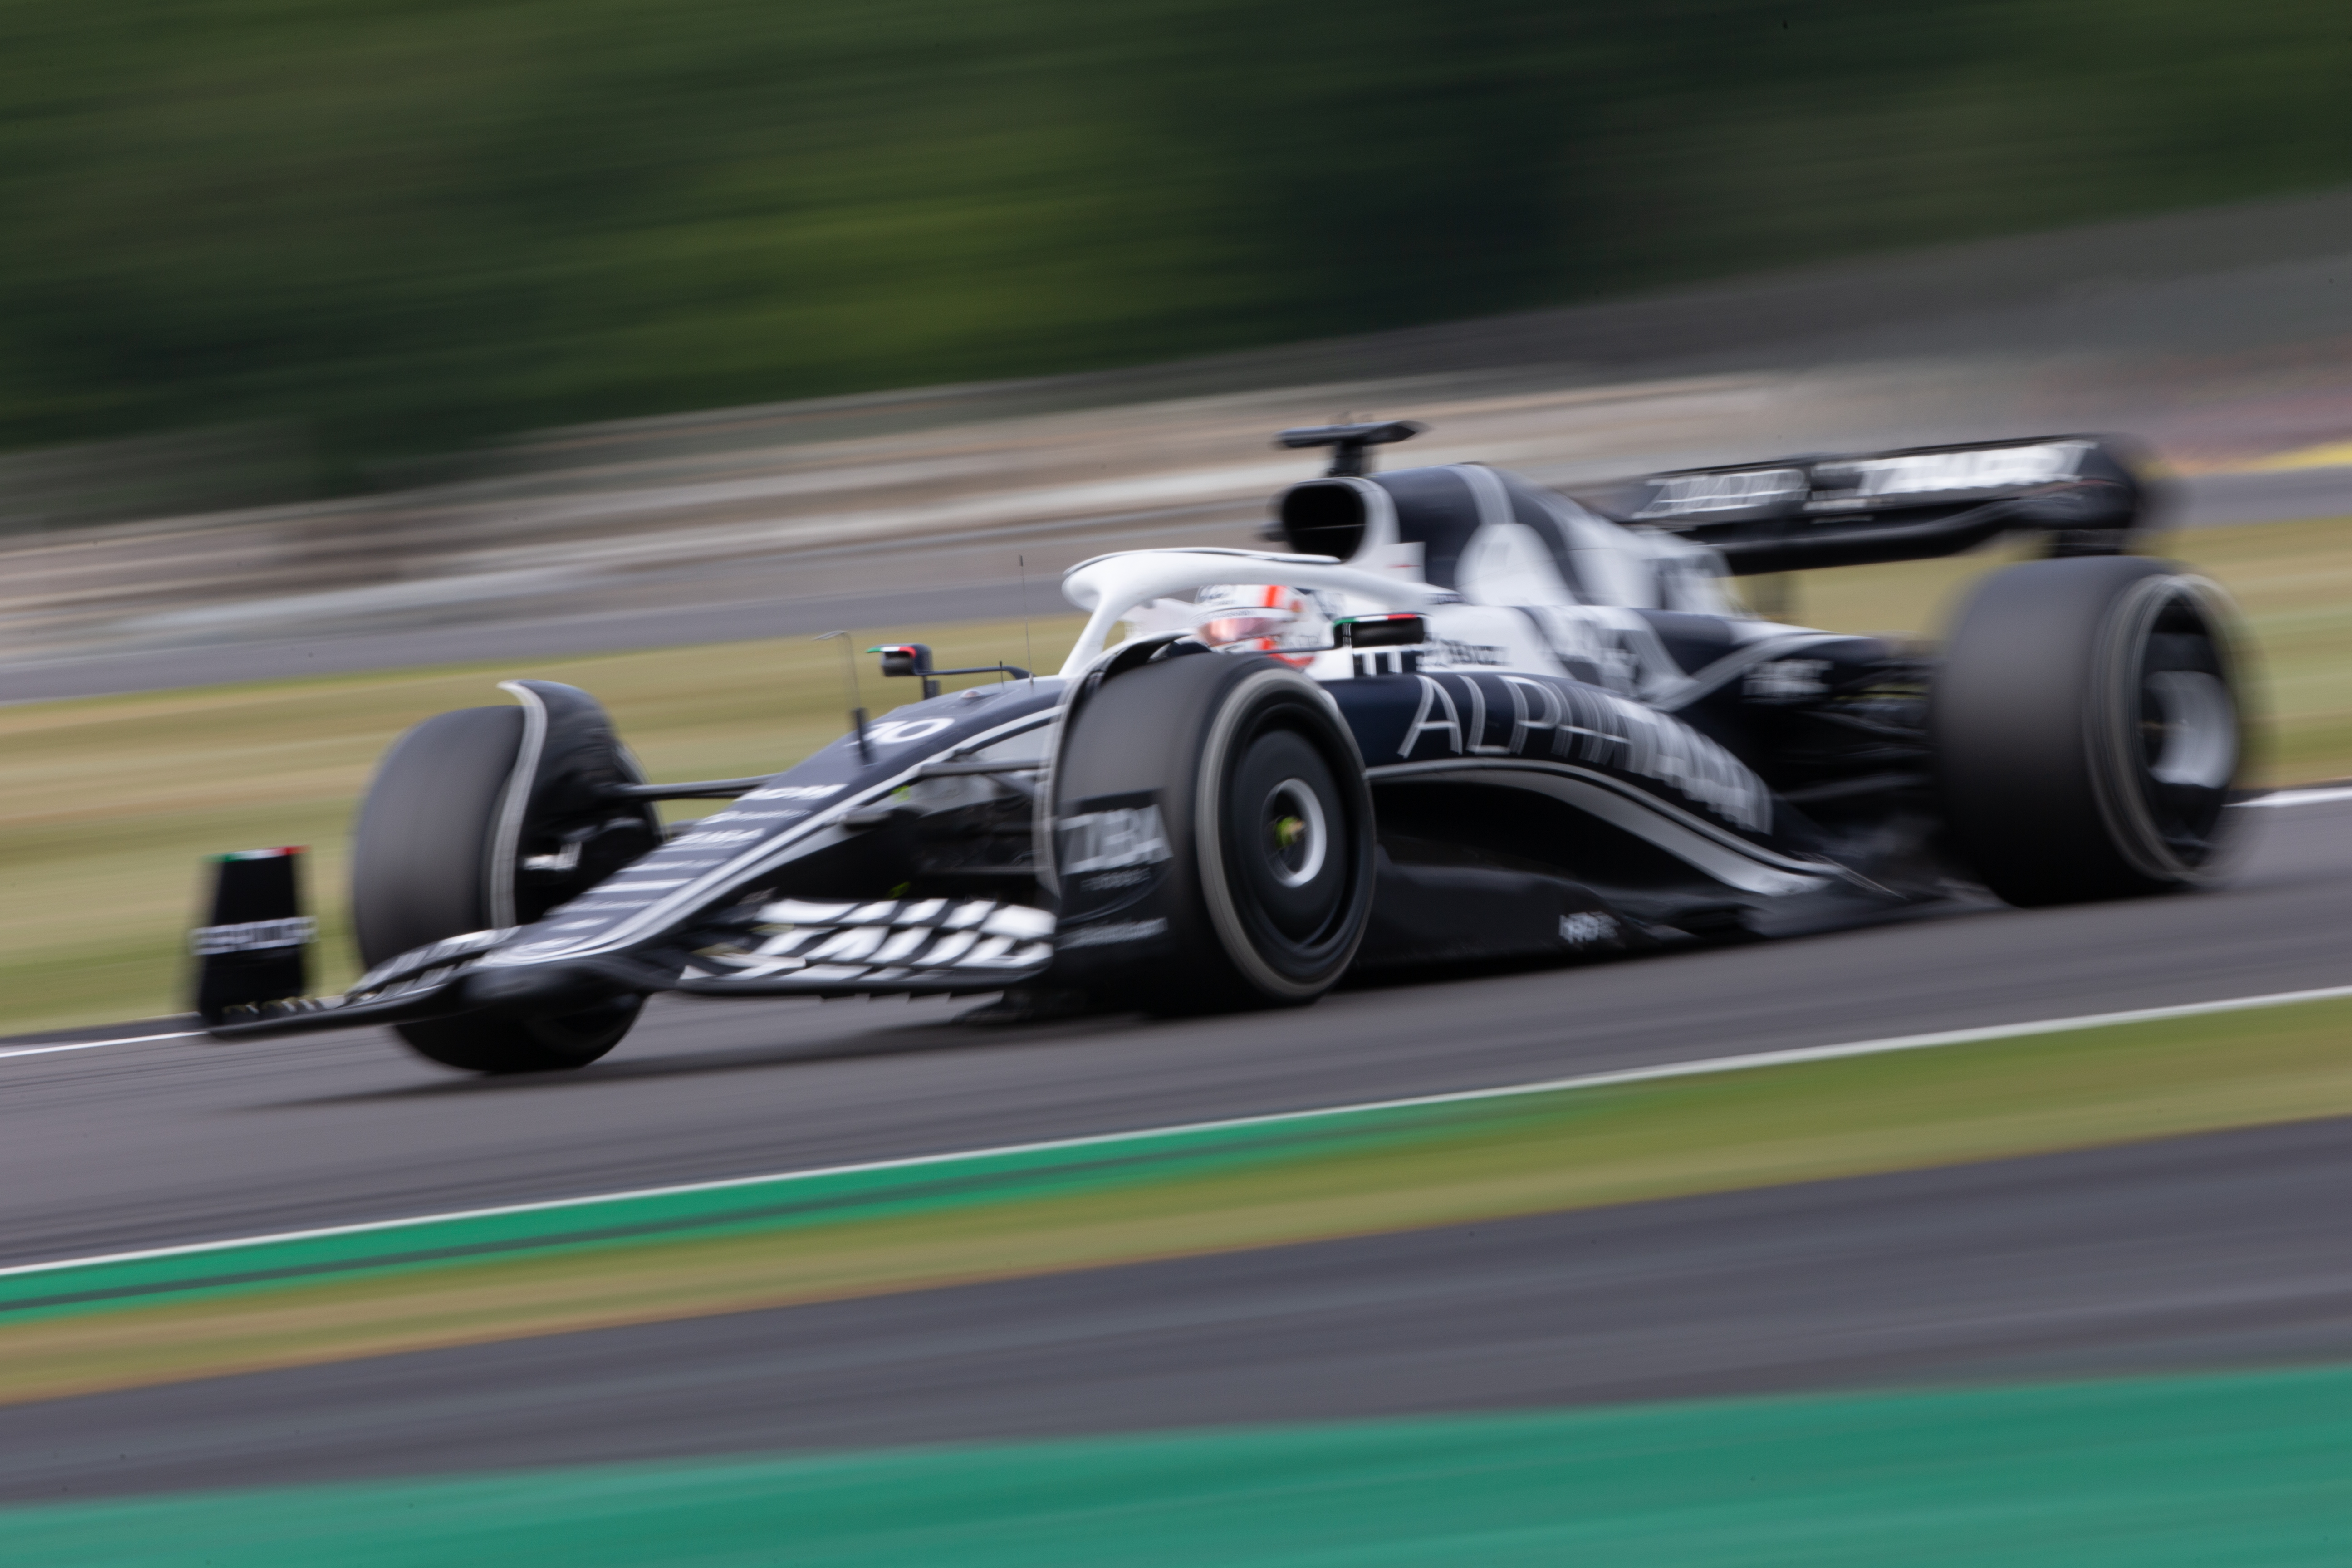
198, 421, 2245, 1072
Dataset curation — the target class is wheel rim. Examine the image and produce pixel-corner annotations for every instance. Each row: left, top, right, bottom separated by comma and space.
1264, 779, 1328, 888
2142, 669, 2236, 789
1227, 728, 1350, 946
2096, 575, 2240, 879
1193, 666, 1372, 998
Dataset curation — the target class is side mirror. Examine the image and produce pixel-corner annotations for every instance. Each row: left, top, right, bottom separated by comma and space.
1334, 614, 1426, 649
868, 644, 1030, 701
872, 643, 933, 680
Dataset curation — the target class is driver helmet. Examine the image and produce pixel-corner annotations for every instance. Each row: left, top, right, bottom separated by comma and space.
1194, 583, 1332, 667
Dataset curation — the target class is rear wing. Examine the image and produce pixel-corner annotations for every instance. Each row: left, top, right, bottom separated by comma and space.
1590, 436, 2153, 575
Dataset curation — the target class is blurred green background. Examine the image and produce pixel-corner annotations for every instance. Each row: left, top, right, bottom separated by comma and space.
3, 0, 2349, 485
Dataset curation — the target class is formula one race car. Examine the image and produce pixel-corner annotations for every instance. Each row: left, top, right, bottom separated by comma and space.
196, 421, 2245, 1072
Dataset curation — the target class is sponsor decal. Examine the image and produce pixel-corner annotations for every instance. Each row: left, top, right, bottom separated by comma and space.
521, 843, 583, 874
1559, 912, 1619, 948
1638, 443, 2087, 519
1397, 672, 1770, 833
1815, 441, 2086, 501
668, 828, 764, 848
979, 904, 1057, 941
190, 916, 315, 956
1058, 917, 1169, 949
1744, 658, 1832, 701
1060, 800, 1172, 875
1401, 676, 1465, 755
867, 717, 955, 745
740, 784, 846, 802
1633, 467, 1808, 519
1434, 638, 1507, 667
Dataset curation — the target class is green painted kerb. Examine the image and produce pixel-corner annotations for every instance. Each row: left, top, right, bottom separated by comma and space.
5, 1363, 2352, 1566
0, 1099, 1512, 1326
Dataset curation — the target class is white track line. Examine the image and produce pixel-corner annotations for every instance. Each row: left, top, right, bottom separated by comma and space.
2240, 785, 2352, 808
0, 1030, 200, 1063
5, 980, 2351, 1283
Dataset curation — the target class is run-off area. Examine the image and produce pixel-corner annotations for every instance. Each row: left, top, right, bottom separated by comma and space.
7, 984, 2352, 1558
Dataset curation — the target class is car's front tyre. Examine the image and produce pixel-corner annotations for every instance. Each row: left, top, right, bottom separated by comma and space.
351, 701, 646, 1073
1049, 650, 1375, 1012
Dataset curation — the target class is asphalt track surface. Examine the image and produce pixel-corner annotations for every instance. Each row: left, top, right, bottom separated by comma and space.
0, 794, 2347, 1494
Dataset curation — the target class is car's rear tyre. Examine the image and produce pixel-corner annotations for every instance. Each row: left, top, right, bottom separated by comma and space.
1932, 555, 2244, 907
1049, 651, 1375, 1013
351, 705, 641, 1073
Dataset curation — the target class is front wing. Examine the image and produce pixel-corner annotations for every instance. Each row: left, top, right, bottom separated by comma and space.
210, 681, 1070, 1039
209, 894, 1061, 1038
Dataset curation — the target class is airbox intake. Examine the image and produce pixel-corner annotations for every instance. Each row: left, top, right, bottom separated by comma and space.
1275, 480, 1369, 560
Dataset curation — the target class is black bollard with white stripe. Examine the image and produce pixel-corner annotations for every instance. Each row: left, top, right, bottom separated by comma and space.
190, 848, 315, 1026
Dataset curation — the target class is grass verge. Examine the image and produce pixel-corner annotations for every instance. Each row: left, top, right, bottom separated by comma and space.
4, 996, 2351, 1406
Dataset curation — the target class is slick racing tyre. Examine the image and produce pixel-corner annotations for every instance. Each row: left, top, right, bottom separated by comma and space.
1048, 649, 1375, 1013
351, 704, 642, 1073
1931, 556, 2244, 907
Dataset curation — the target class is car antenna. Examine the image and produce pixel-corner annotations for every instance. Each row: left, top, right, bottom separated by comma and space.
1018, 554, 1035, 691
814, 630, 872, 764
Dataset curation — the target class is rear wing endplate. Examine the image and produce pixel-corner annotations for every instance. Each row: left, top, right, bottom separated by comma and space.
1592, 436, 2153, 575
